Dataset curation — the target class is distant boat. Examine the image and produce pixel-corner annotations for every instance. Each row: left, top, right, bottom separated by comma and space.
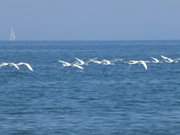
9, 27, 16, 41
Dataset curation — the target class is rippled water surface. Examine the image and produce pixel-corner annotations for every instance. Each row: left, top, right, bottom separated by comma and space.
0, 41, 180, 135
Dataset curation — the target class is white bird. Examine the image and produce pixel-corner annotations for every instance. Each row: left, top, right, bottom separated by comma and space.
87, 58, 112, 65
87, 58, 102, 64
161, 55, 174, 63
151, 57, 160, 63
58, 60, 84, 70
128, 60, 148, 70
17, 62, 33, 71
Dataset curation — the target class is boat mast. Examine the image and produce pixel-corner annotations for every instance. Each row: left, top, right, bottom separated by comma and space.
9, 27, 16, 41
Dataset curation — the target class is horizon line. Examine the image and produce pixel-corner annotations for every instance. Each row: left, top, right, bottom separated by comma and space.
0, 39, 180, 42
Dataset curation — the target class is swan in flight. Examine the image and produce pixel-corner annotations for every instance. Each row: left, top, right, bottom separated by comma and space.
161, 55, 174, 63
17, 62, 34, 71
58, 60, 84, 70
128, 60, 148, 70
87, 58, 112, 65
87, 58, 102, 65
151, 57, 160, 63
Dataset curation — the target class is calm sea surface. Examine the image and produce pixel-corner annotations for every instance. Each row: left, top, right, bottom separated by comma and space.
0, 41, 180, 135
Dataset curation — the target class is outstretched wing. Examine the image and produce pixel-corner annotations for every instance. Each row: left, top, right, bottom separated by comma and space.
151, 57, 159, 63
17, 62, 33, 71
140, 61, 148, 70
0, 62, 9, 68
58, 60, 71, 67
25, 63, 33, 71
73, 64, 84, 70
75, 58, 85, 65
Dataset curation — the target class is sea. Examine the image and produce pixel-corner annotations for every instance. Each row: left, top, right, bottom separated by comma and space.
0, 41, 180, 135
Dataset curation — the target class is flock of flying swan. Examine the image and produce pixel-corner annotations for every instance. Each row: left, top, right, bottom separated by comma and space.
58, 55, 179, 71
0, 55, 179, 72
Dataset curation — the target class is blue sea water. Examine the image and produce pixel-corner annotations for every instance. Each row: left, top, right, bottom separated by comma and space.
0, 41, 180, 135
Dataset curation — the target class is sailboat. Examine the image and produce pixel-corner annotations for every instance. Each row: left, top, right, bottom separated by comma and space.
9, 27, 16, 41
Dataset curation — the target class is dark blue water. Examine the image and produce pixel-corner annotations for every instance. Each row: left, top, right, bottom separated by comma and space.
0, 41, 180, 135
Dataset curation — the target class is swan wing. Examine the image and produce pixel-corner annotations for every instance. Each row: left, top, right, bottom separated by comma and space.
0, 62, 9, 68
24, 63, 34, 71
75, 58, 85, 65
151, 57, 159, 63
17, 62, 33, 71
73, 64, 84, 70
58, 60, 71, 66
140, 61, 148, 70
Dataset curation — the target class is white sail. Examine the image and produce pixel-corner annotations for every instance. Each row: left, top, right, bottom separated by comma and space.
9, 27, 16, 41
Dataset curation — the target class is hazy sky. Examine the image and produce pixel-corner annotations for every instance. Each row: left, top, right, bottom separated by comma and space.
0, 0, 180, 40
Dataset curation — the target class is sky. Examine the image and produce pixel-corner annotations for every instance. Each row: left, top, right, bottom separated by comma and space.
0, 0, 180, 40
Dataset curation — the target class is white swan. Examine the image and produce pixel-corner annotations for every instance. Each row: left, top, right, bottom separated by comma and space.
87, 58, 102, 64
128, 60, 148, 70
58, 60, 84, 70
87, 58, 112, 65
161, 55, 174, 63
